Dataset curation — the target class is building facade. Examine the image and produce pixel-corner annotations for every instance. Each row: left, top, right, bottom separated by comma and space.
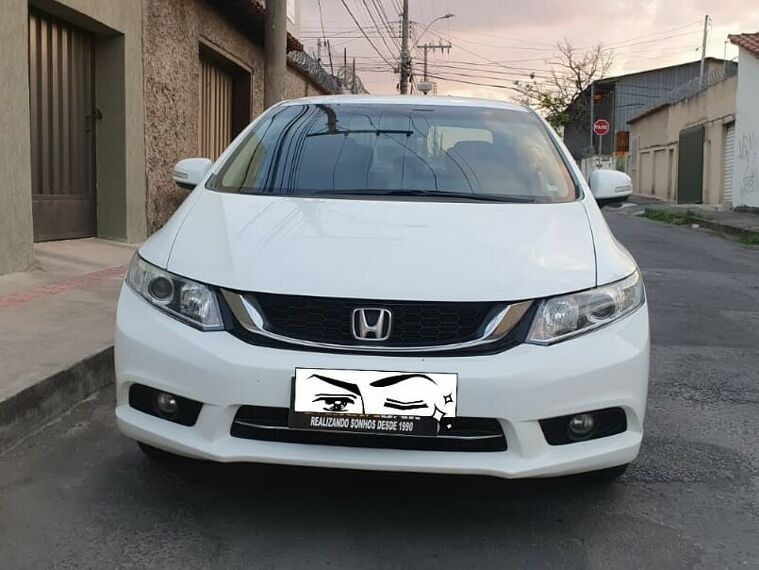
729, 33, 759, 210
0, 0, 338, 276
627, 74, 737, 205
142, 0, 333, 232
1, 0, 147, 276
563, 58, 736, 176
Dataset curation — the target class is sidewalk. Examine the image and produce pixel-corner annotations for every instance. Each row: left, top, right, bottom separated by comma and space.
626, 195, 759, 238
0, 238, 135, 447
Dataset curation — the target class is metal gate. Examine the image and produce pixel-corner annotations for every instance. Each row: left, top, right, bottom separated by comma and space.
28, 11, 96, 241
676, 125, 704, 204
723, 123, 735, 204
199, 54, 234, 160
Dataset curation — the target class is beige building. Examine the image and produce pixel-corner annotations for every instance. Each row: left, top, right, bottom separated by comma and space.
0, 0, 335, 276
628, 71, 737, 205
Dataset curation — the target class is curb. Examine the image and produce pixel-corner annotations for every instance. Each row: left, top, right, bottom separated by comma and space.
642, 208, 759, 241
687, 215, 759, 240
0, 346, 114, 449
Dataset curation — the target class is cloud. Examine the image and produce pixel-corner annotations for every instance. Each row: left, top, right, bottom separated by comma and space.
298, 0, 759, 99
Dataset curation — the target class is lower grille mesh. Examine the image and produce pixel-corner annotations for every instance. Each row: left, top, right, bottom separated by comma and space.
231, 406, 507, 452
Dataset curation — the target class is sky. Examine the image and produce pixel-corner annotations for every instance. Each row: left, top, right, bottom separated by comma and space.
297, 0, 759, 100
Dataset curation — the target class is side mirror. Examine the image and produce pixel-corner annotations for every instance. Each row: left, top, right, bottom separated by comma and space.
173, 158, 213, 191
589, 169, 633, 208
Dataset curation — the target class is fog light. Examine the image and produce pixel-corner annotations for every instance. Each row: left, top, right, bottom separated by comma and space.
568, 413, 595, 437
155, 392, 178, 418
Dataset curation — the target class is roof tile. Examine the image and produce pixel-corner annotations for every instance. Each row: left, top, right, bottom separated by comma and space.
729, 32, 759, 58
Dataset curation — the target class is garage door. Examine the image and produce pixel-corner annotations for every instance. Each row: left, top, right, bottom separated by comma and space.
199, 53, 234, 161
677, 125, 704, 204
29, 11, 96, 241
723, 123, 735, 204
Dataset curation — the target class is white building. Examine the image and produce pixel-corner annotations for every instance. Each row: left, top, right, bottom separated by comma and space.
729, 33, 759, 209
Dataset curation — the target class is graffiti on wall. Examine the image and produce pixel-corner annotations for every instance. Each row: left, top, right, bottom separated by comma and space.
737, 132, 758, 198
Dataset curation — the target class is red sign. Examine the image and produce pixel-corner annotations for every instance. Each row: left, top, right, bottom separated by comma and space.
593, 119, 610, 136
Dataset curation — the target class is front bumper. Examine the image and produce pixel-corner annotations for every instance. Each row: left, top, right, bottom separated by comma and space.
115, 285, 650, 479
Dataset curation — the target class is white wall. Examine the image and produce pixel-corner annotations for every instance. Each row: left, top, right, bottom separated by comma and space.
579, 155, 614, 180
286, 0, 299, 37
733, 47, 759, 208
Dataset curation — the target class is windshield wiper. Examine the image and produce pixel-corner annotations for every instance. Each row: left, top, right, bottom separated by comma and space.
310, 189, 536, 203
305, 129, 413, 137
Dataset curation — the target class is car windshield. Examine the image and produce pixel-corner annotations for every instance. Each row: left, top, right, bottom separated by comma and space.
209, 103, 577, 203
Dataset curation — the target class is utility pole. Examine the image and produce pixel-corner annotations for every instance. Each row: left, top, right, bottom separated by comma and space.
399, 0, 410, 94
699, 14, 710, 85
723, 40, 728, 73
352, 57, 356, 94
343, 47, 348, 93
264, 0, 287, 109
589, 82, 595, 154
316, 37, 322, 63
419, 42, 450, 95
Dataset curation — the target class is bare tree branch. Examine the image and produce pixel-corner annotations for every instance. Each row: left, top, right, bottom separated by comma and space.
514, 40, 613, 131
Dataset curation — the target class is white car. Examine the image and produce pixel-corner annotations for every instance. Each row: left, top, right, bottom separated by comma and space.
116, 95, 649, 481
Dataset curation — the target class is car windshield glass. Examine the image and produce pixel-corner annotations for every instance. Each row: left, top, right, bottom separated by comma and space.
209, 103, 577, 202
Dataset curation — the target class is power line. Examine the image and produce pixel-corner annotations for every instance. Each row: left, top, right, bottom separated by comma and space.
300, 25, 397, 39
604, 28, 703, 50
421, 26, 703, 84
445, 25, 701, 55
423, 72, 521, 92
605, 20, 702, 48
427, 29, 560, 76
420, 64, 558, 83
349, 46, 703, 87
307, 10, 707, 97
369, 0, 401, 49
338, 0, 396, 68
357, 0, 399, 60
447, 20, 702, 52
419, 66, 551, 85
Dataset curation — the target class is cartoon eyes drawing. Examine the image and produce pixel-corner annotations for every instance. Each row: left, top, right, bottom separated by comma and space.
383, 399, 428, 411
312, 393, 358, 412
301, 372, 455, 419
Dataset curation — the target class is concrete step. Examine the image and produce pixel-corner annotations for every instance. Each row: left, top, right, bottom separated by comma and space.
0, 238, 136, 447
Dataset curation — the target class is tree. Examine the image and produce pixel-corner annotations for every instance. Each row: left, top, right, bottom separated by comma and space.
513, 40, 613, 131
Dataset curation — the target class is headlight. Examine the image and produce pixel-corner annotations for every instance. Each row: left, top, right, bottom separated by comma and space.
125, 254, 223, 331
527, 270, 644, 345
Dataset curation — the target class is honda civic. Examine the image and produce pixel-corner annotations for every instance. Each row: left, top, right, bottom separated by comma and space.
115, 95, 648, 480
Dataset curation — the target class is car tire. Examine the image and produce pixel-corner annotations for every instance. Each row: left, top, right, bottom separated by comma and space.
582, 463, 629, 482
137, 441, 179, 462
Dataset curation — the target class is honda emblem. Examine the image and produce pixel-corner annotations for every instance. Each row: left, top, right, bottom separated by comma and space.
351, 308, 392, 341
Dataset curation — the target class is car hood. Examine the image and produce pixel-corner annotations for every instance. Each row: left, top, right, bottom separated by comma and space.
160, 191, 597, 302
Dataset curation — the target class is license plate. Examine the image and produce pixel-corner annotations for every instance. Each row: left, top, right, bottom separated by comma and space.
289, 368, 458, 436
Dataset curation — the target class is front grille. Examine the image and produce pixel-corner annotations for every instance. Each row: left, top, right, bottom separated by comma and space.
250, 292, 497, 347
231, 406, 507, 452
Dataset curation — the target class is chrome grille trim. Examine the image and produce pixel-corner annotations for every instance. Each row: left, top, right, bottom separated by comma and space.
221, 289, 532, 353
232, 418, 504, 441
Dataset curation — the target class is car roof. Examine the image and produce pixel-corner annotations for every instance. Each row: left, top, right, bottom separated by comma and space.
278, 94, 529, 112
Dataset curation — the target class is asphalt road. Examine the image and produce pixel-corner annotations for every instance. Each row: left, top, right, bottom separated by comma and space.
2, 209, 759, 569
